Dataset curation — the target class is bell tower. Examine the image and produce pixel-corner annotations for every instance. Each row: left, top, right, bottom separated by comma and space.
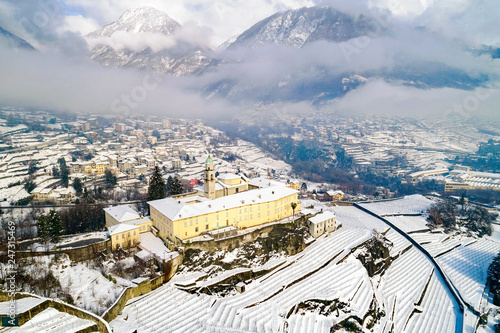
204, 155, 216, 199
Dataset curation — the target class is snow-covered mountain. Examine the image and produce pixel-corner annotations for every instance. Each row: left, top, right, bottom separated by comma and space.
86, 6, 180, 38
207, 6, 486, 103
0, 26, 35, 50
85, 5, 487, 102
86, 6, 211, 76
225, 6, 375, 49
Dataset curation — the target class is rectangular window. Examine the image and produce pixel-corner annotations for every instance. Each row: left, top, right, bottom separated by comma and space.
258, 213, 260, 218
206, 224, 209, 230
267, 211, 270, 216
226, 212, 228, 217
250, 214, 252, 219
205, 217, 208, 222
195, 227, 199, 232
184, 222, 187, 227
196, 219, 198, 224
122, 234, 125, 239
115, 236, 118, 240
190, 220, 193, 226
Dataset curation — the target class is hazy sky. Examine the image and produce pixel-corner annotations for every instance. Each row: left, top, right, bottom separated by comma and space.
0, 0, 499, 120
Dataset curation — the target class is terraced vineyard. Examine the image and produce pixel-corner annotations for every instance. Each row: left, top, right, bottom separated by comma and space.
111, 204, 463, 333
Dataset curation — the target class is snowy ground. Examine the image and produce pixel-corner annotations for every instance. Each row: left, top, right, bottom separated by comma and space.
12, 255, 124, 316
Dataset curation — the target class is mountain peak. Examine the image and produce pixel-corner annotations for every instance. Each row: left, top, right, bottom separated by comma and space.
227, 6, 375, 49
86, 6, 180, 38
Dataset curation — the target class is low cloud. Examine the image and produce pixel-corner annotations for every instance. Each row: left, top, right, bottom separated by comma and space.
0, 48, 235, 119
87, 31, 177, 52
329, 79, 500, 119
86, 20, 215, 52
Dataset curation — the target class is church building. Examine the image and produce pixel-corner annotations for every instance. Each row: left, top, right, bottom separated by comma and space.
148, 156, 301, 246
198, 155, 249, 199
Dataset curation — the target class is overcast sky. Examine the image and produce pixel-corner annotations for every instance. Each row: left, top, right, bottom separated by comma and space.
0, 0, 499, 119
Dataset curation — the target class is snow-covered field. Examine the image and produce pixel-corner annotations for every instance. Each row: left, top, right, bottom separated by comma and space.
437, 239, 500, 311
385, 215, 430, 233
111, 204, 462, 333
360, 195, 434, 216
361, 195, 500, 324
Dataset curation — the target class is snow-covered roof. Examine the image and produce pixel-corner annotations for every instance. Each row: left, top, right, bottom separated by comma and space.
326, 190, 344, 196
108, 223, 140, 235
218, 173, 240, 180
308, 211, 336, 225
139, 232, 173, 260
104, 205, 140, 222
149, 186, 298, 221
248, 177, 286, 188
124, 216, 152, 226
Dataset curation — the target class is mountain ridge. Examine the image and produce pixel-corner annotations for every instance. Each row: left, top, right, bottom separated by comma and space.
0, 26, 35, 51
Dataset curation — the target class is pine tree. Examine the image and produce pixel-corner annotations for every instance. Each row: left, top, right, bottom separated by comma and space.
38, 210, 64, 244
166, 176, 183, 196
148, 166, 166, 201
171, 177, 183, 195
24, 179, 36, 193
58, 157, 69, 187
37, 213, 50, 244
72, 177, 83, 195
47, 209, 63, 243
105, 169, 117, 188
166, 176, 173, 195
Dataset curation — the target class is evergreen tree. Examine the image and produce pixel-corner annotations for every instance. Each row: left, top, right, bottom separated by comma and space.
57, 157, 69, 187
52, 166, 60, 177
166, 176, 173, 195
38, 210, 63, 244
47, 210, 63, 243
488, 253, 500, 306
105, 169, 117, 188
24, 179, 36, 193
166, 176, 183, 196
28, 161, 38, 174
72, 177, 83, 195
37, 212, 50, 244
148, 166, 166, 200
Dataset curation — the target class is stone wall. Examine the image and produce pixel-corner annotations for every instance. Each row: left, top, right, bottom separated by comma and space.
16, 239, 111, 262
163, 254, 183, 281
184, 224, 278, 252
102, 275, 165, 322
